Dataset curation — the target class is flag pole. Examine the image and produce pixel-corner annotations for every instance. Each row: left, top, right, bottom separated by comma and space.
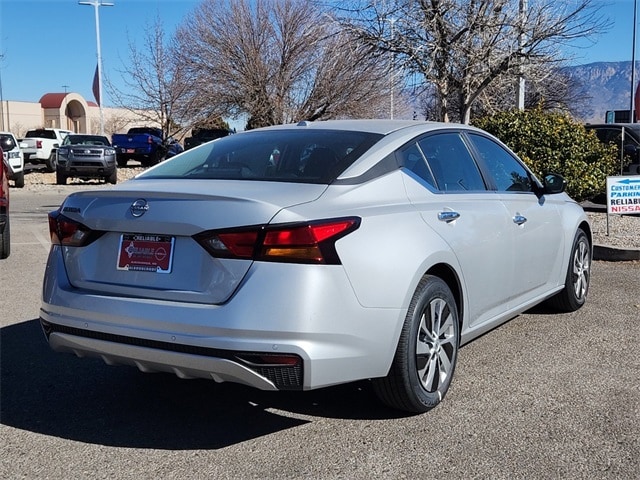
79, 0, 113, 135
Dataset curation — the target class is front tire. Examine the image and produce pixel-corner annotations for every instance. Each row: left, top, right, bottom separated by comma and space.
0, 217, 10, 259
373, 275, 459, 413
56, 170, 67, 185
546, 229, 591, 312
106, 169, 117, 184
13, 170, 25, 188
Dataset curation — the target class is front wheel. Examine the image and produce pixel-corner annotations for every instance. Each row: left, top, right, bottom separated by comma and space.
55, 170, 67, 185
373, 275, 459, 413
13, 170, 25, 188
106, 169, 117, 185
0, 217, 10, 259
546, 229, 591, 312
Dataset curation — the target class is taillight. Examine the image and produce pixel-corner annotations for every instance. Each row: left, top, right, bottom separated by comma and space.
48, 210, 103, 247
194, 217, 360, 264
36, 140, 42, 149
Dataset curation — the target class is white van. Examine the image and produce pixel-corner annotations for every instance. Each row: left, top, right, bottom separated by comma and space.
0, 132, 25, 188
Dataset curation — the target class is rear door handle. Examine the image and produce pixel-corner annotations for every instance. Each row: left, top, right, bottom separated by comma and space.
438, 211, 460, 223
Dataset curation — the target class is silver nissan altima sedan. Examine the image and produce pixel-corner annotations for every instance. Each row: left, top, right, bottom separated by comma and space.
41, 120, 592, 413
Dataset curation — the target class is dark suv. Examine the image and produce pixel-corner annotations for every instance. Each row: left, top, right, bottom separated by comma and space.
56, 134, 117, 185
585, 123, 640, 175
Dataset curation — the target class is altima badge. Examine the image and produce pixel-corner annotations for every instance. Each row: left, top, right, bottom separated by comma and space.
130, 199, 149, 217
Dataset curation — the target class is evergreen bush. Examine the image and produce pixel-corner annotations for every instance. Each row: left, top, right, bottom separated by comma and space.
474, 109, 618, 202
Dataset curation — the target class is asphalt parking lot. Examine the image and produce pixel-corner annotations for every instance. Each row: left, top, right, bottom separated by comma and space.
1, 185, 639, 479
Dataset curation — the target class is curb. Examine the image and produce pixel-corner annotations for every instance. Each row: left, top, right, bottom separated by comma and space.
593, 244, 640, 262
581, 202, 639, 262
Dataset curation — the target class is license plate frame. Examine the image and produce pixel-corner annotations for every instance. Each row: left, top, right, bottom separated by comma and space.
117, 233, 175, 273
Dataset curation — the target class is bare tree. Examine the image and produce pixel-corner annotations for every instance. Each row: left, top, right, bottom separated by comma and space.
340, 0, 609, 124
107, 16, 201, 140
102, 113, 134, 138
174, 0, 392, 129
470, 66, 592, 117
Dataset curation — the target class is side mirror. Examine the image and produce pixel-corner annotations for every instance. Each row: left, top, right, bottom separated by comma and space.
542, 173, 567, 195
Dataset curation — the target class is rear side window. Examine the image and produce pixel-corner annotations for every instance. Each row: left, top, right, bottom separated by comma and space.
418, 133, 487, 192
399, 142, 437, 189
138, 129, 383, 184
467, 134, 533, 192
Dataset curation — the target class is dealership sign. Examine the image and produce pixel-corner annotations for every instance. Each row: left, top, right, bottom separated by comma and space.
607, 176, 640, 214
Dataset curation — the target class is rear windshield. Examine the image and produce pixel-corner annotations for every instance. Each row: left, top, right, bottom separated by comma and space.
25, 130, 57, 139
137, 129, 383, 183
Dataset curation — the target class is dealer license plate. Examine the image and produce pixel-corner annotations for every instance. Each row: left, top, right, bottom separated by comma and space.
117, 233, 175, 273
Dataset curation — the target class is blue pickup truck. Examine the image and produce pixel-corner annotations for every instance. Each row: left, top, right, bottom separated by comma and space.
112, 127, 167, 168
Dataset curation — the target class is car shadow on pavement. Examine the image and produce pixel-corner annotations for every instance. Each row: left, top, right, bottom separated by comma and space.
1, 319, 404, 449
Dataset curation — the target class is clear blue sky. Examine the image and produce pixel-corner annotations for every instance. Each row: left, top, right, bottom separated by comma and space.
0, 0, 639, 106
0, 0, 200, 104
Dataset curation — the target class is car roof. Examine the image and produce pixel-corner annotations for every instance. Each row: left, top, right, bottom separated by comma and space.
66, 134, 108, 138
586, 123, 640, 130
250, 119, 481, 136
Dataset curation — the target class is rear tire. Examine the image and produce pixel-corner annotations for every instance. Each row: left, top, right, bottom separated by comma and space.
0, 217, 10, 259
141, 150, 163, 168
45, 152, 57, 172
373, 275, 459, 413
546, 229, 591, 312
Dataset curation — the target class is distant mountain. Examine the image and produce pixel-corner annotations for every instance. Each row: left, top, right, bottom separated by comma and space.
564, 61, 639, 123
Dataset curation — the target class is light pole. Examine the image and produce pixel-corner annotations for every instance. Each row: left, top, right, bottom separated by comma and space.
631, 0, 638, 122
517, 0, 527, 111
62, 84, 69, 129
79, 0, 113, 135
388, 17, 396, 120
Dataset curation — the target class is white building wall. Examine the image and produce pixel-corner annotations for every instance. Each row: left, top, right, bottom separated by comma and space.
0, 94, 157, 139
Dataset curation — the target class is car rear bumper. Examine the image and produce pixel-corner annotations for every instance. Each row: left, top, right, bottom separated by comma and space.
42, 324, 292, 390
40, 247, 405, 390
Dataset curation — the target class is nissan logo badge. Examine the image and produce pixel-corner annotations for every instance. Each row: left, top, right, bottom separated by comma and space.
130, 199, 149, 217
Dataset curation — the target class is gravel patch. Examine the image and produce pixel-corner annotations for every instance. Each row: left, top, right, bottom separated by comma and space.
16, 168, 640, 250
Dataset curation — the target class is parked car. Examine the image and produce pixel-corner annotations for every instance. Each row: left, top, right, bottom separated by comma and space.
112, 127, 166, 168
165, 138, 184, 159
0, 146, 10, 259
20, 128, 73, 172
585, 123, 640, 174
0, 131, 25, 188
40, 120, 592, 413
55, 134, 117, 185
183, 127, 233, 150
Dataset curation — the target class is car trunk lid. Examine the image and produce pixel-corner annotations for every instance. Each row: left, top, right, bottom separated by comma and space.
55, 179, 327, 304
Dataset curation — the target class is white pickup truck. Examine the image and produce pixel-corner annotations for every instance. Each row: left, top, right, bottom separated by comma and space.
21, 128, 73, 172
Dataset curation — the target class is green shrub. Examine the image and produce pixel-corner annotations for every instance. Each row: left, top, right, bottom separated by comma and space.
473, 109, 618, 202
